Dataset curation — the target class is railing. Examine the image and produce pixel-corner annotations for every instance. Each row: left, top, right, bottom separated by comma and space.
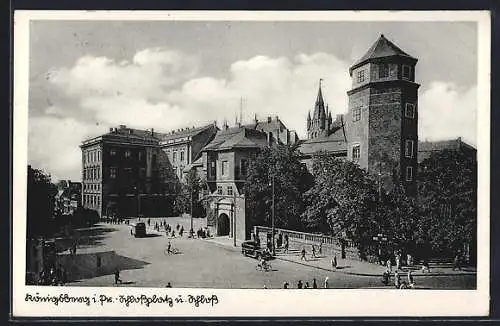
254, 226, 356, 248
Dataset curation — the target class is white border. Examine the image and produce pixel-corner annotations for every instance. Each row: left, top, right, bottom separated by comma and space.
12, 10, 491, 317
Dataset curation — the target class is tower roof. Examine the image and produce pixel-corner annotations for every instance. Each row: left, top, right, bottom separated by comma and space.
312, 82, 326, 120
350, 34, 417, 74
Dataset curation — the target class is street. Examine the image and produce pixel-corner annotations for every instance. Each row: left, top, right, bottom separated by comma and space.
58, 219, 476, 289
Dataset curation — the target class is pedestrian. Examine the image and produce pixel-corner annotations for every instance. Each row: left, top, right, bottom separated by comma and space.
453, 254, 461, 271
407, 253, 412, 267
324, 276, 329, 289
176, 223, 180, 231
283, 281, 289, 289
386, 259, 392, 272
407, 270, 414, 287
331, 255, 337, 270
304, 281, 310, 289
396, 254, 401, 270
312, 244, 316, 258
394, 270, 401, 289
130, 228, 133, 236
312, 278, 318, 289
319, 241, 323, 255
166, 282, 172, 288
114, 269, 122, 285
171, 230, 175, 238
263, 285, 267, 289
167, 241, 172, 254
297, 280, 303, 289
300, 247, 307, 261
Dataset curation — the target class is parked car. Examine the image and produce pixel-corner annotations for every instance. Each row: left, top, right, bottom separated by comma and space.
241, 240, 273, 260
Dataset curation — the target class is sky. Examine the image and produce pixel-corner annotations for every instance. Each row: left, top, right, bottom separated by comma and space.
26, 20, 478, 181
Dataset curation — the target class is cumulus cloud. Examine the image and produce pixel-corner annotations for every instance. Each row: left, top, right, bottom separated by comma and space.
30, 46, 477, 182
419, 81, 477, 146
28, 115, 109, 181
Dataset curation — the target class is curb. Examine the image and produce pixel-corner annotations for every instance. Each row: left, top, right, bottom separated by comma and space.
275, 256, 477, 277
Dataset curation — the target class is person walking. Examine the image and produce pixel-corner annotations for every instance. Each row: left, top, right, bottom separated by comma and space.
300, 248, 307, 261
166, 241, 172, 255
311, 244, 316, 258
394, 270, 401, 289
283, 281, 289, 289
284, 240, 289, 254
331, 255, 337, 270
453, 253, 461, 271
324, 276, 329, 289
114, 269, 122, 285
319, 241, 323, 255
304, 281, 310, 289
166, 282, 172, 288
407, 270, 414, 288
386, 259, 392, 272
312, 278, 318, 289
297, 280, 303, 289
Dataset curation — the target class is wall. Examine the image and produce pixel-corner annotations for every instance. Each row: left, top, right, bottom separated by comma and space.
346, 88, 370, 169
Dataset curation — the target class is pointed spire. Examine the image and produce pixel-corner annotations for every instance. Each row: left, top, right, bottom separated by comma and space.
307, 111, 311, 130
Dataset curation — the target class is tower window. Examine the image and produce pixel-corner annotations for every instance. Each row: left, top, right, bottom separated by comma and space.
405, 140, 414, 158
173, 151, 177, 163
227, 186, 233, 196
124, 150, 131, 158
405, 103, 415, 118
406, 166, 414, 181
402, 65, 411, 80
378, 64, 389, 78
357, 70, 365, 83
221, 160, 228, 176
180, 151, 185, 162
353, 107, 362, 122
217, 186, 223, 195
352, 145, 360, 161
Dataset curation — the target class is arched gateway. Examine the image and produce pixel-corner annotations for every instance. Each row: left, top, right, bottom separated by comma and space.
217, 213, 230, 236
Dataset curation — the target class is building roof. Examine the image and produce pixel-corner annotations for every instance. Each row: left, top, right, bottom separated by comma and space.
298, 127, 347, 156
244, 116, 288, 133
418, 137, 476, 162
350, 34, 417, 73
160, 122, 216, 142
202, 126, 268, 151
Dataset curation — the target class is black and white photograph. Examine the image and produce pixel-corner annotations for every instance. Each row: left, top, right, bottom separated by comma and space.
13, 10, 490, 317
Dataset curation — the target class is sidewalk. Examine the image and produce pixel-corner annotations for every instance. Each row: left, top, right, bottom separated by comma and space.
203, 236, 476, 278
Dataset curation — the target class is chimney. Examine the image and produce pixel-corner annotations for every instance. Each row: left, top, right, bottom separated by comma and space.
119, 125, 126, 129
254, 113, 258, 124
275, 116, 279, 121
109, 127, 114, 133
151, 128, 154, 136
267, 116, 272, 123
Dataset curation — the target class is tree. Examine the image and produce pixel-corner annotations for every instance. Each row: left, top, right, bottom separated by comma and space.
301, 152, 381, 256
174, 170, 204, 217
417, 149, 477, 259
245, 144, 313, 231
27, 165, 58, 238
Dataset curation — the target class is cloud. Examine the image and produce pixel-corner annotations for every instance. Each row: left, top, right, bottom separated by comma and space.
28, 115, 109, 181
32, 46, 477, 181
419, 81, 477, 146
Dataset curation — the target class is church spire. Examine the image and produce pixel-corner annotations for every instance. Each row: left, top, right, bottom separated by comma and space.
307, 111, 311, 130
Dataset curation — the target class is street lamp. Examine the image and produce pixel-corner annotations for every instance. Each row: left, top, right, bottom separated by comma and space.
189, 184, 194, 237
269, 174, 275, 256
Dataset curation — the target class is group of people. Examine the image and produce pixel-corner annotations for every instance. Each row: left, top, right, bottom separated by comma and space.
282, 277, 329, 289
37, 265, 68, 286
102, 216, 127, 225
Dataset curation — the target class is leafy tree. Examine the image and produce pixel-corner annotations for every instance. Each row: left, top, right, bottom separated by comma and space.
27, 165, 58, 238
245, 144, 313, 231
301, 152, 381, 256
417, 149, 477, 258
174, 170, 204, 217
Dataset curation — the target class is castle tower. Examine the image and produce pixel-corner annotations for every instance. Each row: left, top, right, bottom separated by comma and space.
346, 34, 419, 196
307, 80, 329, 139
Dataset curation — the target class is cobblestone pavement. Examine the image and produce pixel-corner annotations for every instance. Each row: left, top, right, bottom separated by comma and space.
57, 221, 476, 289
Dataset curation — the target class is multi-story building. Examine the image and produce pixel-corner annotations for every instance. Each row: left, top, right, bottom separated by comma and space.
54, 180, 82, 216
80, 125, 167, 218
159, 123, 218, 183
198, 117, 299, 240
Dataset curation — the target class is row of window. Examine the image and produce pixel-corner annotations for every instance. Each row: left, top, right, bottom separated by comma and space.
217, 185, 234, 196
84, 183, 101, 192
84, 167, 101, 180
351, 139, 415, 161
83, 194, 100, 207
109, 167, 147, 179
355, 64, 412, 83
109, 149, 144, 161
165, 149, 185, 163
84, 150, 101, 164
352, 103, 416, 122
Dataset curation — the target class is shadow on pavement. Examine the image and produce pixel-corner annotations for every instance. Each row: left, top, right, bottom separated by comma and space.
53, 225, 119, 254
143, 233, 162, 238
57, 250, 149, 282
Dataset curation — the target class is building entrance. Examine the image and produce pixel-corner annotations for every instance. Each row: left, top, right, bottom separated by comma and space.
217, 213, 230, 236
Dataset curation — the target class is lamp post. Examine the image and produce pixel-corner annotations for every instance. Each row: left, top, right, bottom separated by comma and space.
190, 185, 194, 237
233, 190, 237, 247
269, 174, 276, 256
